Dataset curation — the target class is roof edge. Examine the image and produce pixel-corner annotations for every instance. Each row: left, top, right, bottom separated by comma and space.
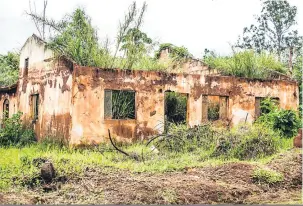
0, 83, 18, 92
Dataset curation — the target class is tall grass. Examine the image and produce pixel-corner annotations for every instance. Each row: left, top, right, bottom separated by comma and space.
0, 122, 295, 191
204, 50, 287, 79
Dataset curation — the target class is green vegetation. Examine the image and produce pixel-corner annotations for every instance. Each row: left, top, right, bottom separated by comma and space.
155, 43, 193, 60
47, 8, 108, 67
0, 52, 19, 87
165, 92, 188, 124
0, 112, 35, 146
236, 0, 302, 60
204, 50, 287, 79
257, 97, 300, 138
0, 115, 294, 191
112, 90, 135, 119
207, 102, 220, 121
28, 3, 173, 71
252, 168, 284, 185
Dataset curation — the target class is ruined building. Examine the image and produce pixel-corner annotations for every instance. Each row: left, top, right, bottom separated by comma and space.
0, 34, 299, 145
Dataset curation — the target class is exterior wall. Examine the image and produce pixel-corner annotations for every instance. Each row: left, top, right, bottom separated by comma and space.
17, 36, 73, 140
159, 49, 219, 75
2, 36, 298, 145
70, 66, 298, 145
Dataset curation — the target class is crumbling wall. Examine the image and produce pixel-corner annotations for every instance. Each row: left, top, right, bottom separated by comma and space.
17, 36, 73, 140
0, 87, 18, 126
70, 66, 298, 145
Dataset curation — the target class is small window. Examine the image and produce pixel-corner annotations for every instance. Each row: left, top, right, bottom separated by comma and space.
3, 99, 9, 120
24, 58, 29, 77
164, 91, 188, 124
104, 90, 135, 120
31, 94, 39, 120
255, 97, 279, 118
203, 95, 228, 121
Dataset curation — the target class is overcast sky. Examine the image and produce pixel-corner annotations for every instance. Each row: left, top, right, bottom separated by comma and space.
0, 0, 302, 58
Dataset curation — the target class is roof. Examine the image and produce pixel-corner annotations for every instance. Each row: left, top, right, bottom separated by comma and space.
20, 33, 46, 51
0, 83, 17, 92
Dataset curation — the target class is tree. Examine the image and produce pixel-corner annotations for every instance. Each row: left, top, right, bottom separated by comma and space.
237, 0, 302, 63
28, 7, 108, 67
155, 43, 192, 61
120, 28, 152, 69
111, 1, 148, 68
47, 8, 107, 67
0, 52, 20, 87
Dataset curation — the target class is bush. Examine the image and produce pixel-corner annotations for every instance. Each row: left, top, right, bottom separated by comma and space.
272, 110, 300, 138
252, 168, 284, 185
211, 124, 281, 160
211, 130, 241, 158
150, 123, 217, 153
257, 98, 300, 138
232, 124, 280, 160
152, 122, 283, 160
0, 112, 36, 146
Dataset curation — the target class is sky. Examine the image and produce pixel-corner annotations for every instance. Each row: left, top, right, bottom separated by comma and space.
0, 0, 302, 58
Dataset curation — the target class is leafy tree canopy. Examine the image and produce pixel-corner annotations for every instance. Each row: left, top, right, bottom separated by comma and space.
237, 0, 302, 60
0, 52, 19, 87
155, 43, 193, 61
47, 8, 107, 67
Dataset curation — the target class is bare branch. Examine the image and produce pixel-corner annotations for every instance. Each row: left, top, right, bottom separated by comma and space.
28, 0, 42, 38
108, 129, 140, 161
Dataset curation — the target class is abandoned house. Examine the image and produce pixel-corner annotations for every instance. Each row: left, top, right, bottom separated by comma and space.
0, 34, 299, 145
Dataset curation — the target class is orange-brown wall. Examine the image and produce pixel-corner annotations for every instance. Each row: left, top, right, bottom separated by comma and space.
17, 58, 73, 140
0, 88, 18, 125
70, 66, 298, 145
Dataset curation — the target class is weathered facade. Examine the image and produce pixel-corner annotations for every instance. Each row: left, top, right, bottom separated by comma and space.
0, 34, 299, 145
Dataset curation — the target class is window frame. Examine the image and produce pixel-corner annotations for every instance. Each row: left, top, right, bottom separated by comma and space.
203, 95, 229, 122
31, 94, 39, 121
104, 89, 136, 120
3, 99, 9, 120
24, 58, 29, 77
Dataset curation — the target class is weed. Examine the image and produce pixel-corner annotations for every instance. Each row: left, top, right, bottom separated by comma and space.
0, 112, 36, 146
157, 189, 178, 204
204, 50, 287, 79
252, 168, 284, 185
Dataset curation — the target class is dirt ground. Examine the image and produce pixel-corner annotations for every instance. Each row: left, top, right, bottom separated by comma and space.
0, 149, 302, 204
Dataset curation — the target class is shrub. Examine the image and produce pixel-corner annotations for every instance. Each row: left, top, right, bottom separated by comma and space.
0, 112, 36, 146
150, 123, 217, 153
152, 122, 283, 160
212, 124, 281, 160
272, 110, 300, 138
211, 130, 241, 158
252, 168, 284, 185
260, 97, 279, 115
232, 124, 280, 160
257, 98, 300, 138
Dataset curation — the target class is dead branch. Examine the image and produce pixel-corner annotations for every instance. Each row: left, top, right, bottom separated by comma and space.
108, 129, 140, 161
28, 0, 42, 38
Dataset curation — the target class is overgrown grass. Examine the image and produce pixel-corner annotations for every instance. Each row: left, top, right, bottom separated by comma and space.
0, 122, 294, 191
252, 168, 284, 185
204, 50, 287, 79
